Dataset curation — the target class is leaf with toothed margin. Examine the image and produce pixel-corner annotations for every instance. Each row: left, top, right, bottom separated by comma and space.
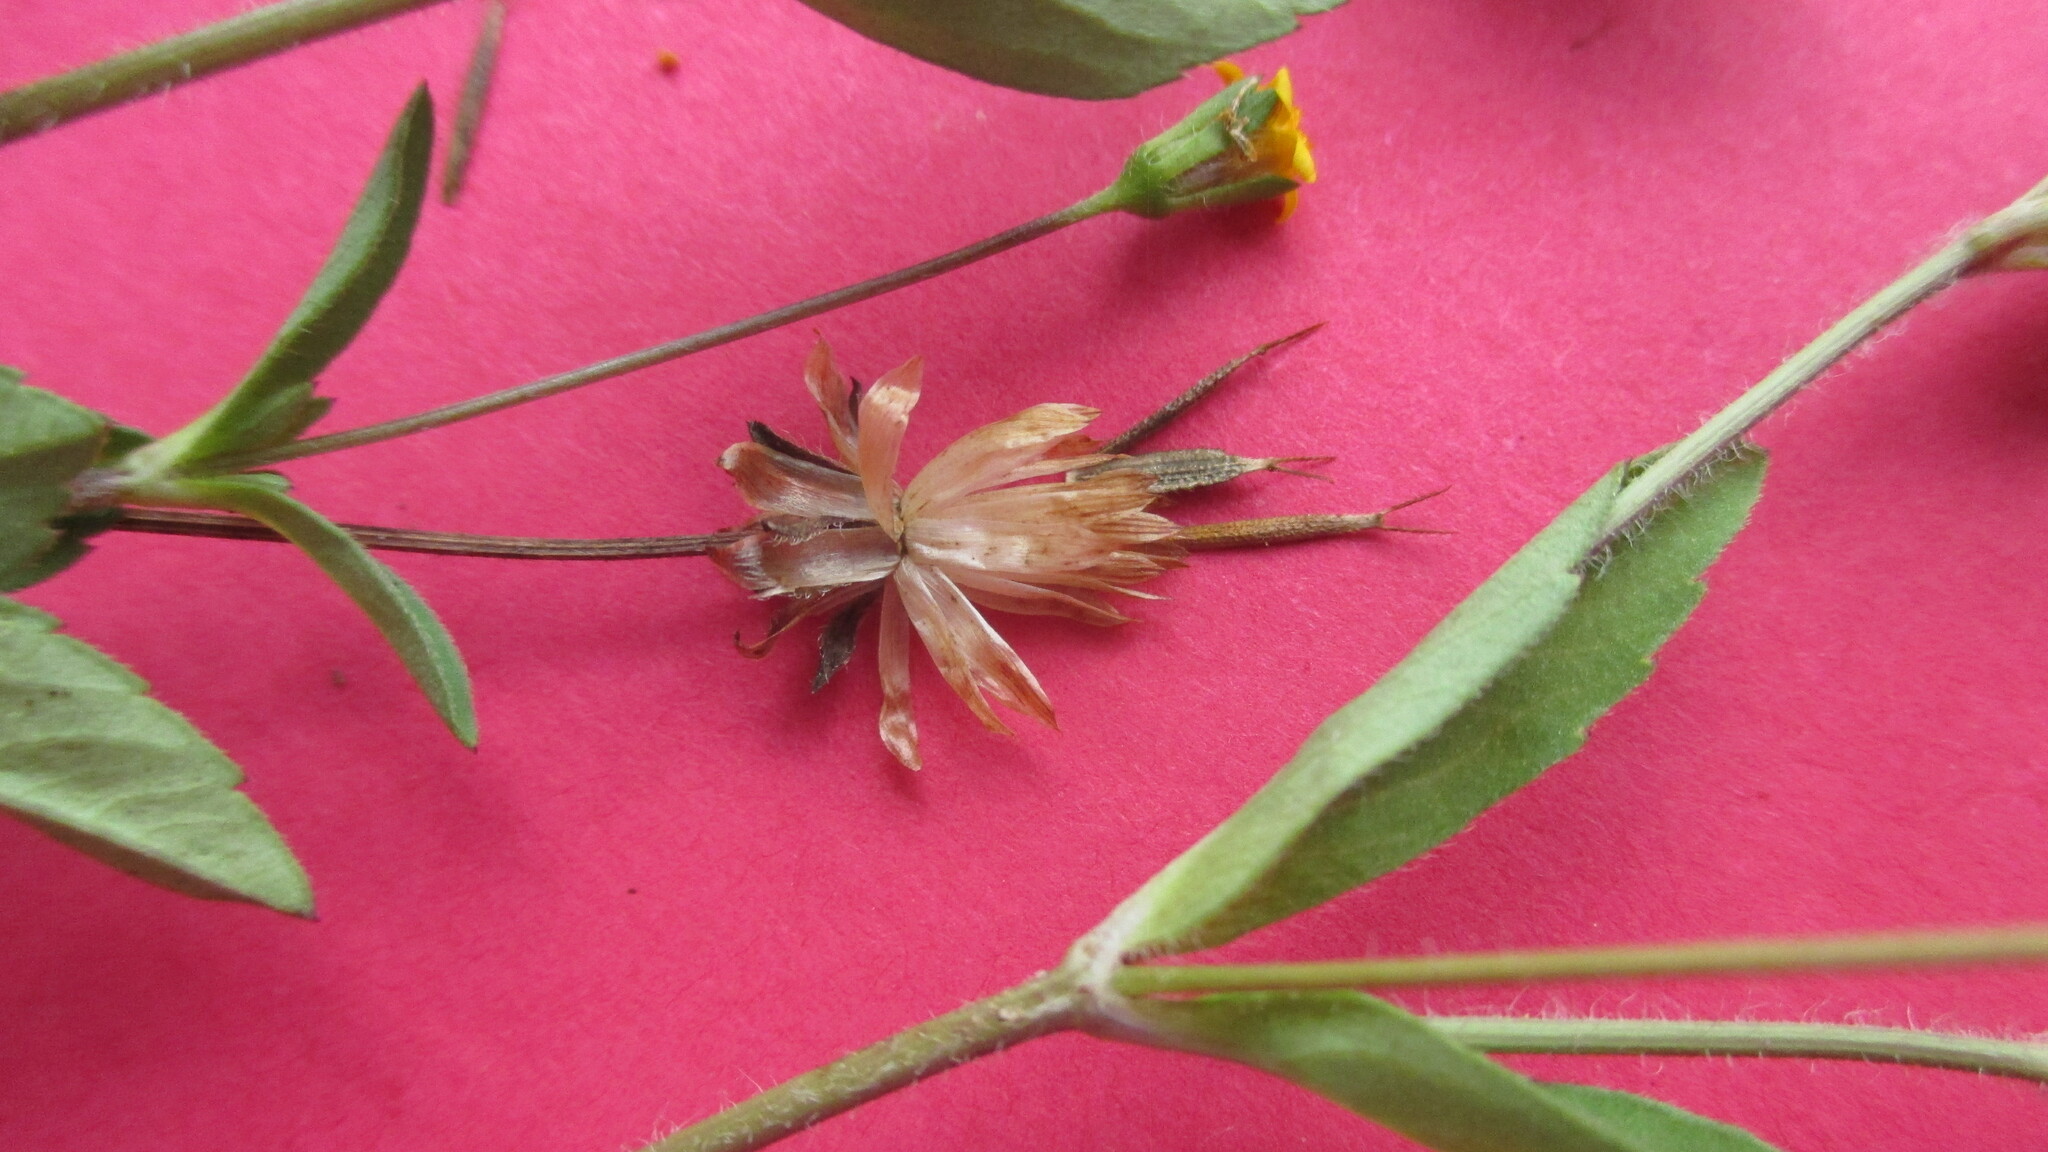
0, 597, 313, 915
1098, 448, 1766, 956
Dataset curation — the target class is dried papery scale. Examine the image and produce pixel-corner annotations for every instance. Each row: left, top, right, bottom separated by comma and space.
706, 334, 1441, 769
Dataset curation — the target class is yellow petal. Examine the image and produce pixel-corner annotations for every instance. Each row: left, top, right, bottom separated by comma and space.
1213, 60, 1246, 84
1291, 134, 1317, 184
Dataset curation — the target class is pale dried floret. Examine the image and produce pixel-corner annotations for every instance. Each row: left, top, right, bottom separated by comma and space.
711, 339, 1183, 769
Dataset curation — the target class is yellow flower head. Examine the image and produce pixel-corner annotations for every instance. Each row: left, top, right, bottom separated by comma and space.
1106, 61, 1316, 220
1211, 61, 1316, 219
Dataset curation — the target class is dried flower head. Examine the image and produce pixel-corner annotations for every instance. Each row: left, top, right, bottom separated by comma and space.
711, 340, 1184, 770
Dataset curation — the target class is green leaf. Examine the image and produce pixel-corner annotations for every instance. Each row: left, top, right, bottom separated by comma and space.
1536, 1084, 1783, 1151
171, 478, 477, 747
1122, 991, 1659, 1152
0, 597, 313, 915
0, 366, 112, 592
796, 0, 1343, 99
153, 85, 432, 469
97, 421, 155, 464
1105, 449, 1767, 955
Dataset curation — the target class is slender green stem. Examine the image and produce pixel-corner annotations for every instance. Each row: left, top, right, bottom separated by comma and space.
0, 0, 452, 145
1432, 1016, 2048, 1085
1112, 924, 2048, 996
207, 193, 1120, 473
642, 972, 1080, 1152
1593, 195, 2048, 551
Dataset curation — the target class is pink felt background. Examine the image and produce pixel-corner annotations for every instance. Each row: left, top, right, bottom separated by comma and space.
4, 1, 2047, 1148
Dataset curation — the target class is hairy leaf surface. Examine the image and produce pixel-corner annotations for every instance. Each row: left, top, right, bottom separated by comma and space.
1123, 991, 1719, 1152
1107, 450, 1766, 954
0, 598, 313, 915
1537, 1084, 1782, 1151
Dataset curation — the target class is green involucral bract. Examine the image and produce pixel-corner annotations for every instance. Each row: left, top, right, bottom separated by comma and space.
0, 597, 313, 915
127, 83, 433, 479
795, 0, 1342, 99
0, 366, 114, 592
1108, 77, 1295, 218
159, 477, 477, 747
1118, 990, 1782, 1152
1103, 448, 1767, 956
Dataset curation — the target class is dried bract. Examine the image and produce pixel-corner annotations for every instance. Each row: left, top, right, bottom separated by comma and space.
712, 340, 1183, 770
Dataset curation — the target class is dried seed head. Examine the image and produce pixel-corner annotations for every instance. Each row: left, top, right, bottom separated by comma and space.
710, 338, 1442, 770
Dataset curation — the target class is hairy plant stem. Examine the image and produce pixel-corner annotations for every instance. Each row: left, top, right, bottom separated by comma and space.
206, 194, 1120, 473
640, 924, 2048, 1152
1593, 193, 2048, 552
644, 972, 1082, 1152
1432, 1016, 2048, 1085
1111, 924, 2048, 996
0, 0, 452, 144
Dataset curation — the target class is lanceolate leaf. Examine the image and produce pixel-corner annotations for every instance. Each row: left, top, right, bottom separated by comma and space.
797, 0, 1343, 99
1536, 1084, 1782, 1151
1106, 449, 1767, 955
156, 85, 433, 469
172, 478, 477, 747
0, 597, 313, 915
0, 366, 112, 591
1121, 990, 1712, 1152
